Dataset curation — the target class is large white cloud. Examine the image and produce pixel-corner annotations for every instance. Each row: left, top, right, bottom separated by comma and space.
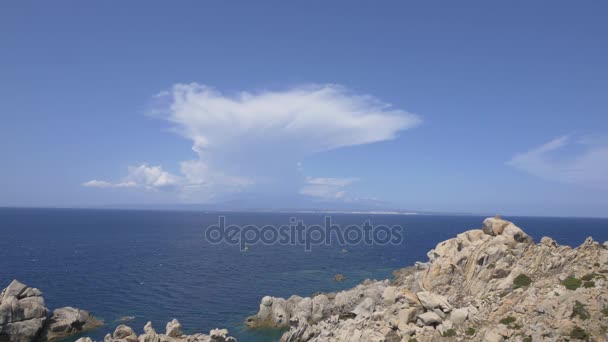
163, 83, 420, 155
507, 135, 608, 188
85, 83, 421, 202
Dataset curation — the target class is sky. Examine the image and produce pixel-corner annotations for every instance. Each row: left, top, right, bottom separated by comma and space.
1, 1, 607, 217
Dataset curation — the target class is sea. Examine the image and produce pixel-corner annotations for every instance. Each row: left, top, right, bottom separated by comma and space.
1, 208, 607, 341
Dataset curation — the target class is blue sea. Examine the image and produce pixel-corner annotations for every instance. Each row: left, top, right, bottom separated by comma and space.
1, 208, 607, 341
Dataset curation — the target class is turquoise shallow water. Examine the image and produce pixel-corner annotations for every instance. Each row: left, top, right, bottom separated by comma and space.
1, 208, 607, 341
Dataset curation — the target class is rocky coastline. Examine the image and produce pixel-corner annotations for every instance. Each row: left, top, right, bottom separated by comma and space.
4, 217, 608, 341
247, 217, 608, 341
0, 280, 235, 342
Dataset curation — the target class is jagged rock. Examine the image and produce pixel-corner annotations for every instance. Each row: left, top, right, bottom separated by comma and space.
449, 307, 468, 324
111, 325, 137, 342
310, 294, 330, 321
209, 328, 235, 342
416, 292, 451, 313
482, 216, 510, 236
101, 320, 236, 342
397, 308, 417, 327
351, 297, 374, 318
165, 319, 183, 338
75, 338, 93, 342
382, 286, 397, 305
416, 311, 442, 326
246, 280, 389, 328
0, 280, 49, 342
137, 321, 159, 342
541, 236, 558, 247
41, 306, 103, 341
0, 280, 104, 342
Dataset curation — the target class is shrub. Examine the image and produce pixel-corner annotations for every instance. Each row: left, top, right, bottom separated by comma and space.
523, 337, 532, 342
572, 301, 589, 320
581, 273, 600, 281
570, 326, 588, 340
499, 316, 516, 325
602, 307, 608, 317
465, 327, 476, 336
583, 281, 595, 288
561, 276, 582, 290
513, 274, 532, 289
408, 339, 418, 342
442, 329, 456, 337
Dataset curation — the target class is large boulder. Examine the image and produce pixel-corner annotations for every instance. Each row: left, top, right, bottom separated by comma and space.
0, 280, 49, 342
41, 307, 103, 341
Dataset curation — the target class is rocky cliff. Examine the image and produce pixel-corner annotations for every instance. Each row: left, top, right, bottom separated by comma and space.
247, 217, 608, 341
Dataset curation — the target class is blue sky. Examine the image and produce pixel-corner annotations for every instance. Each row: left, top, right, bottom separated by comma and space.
1, 1, 607, 217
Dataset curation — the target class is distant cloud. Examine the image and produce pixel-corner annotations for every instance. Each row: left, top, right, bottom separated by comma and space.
83, 164, 177, 190
300, 177, 359, 200
507, 135, 608, 188
86, 83, 421, 202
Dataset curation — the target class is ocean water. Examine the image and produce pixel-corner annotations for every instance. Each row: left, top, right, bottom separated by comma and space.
1, 208, 607, 342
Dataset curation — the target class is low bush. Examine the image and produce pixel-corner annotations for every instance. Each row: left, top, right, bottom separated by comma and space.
561, 276, 582, 290
442, 329, 456, 337
513, 274, 532, 289
499, 316, 516, 325
572, 301, 589, 320
570, 326, 588, 340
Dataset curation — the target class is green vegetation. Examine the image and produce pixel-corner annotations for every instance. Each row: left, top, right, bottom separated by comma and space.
572, 301, 589, 320
513, 274, 532, 289
442, 329, 456, 337
522, 337, 532, 342
570, 326, 589, 340
465, 327, 476, 336
581, 273, 600, 281
601, 306, 608, 317
499, 316, 516, 325
583, 281, 595, 288
408, 339, 418, 342
561, 276, 582, 290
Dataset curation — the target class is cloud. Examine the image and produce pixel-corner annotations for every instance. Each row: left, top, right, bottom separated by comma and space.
300, 177, 359, 200
83, 164, 178, 190
163, 83, 420, 155
507, 135, 608, 188
86, 83, 421, 203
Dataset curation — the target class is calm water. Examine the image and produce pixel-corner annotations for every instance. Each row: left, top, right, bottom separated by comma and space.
1, 208, 607, 341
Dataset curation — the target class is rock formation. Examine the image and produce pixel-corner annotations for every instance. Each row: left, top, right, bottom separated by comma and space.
102, 319, 236, 342
41, 307, 103, 341
0, 280, 48, 342
248, 217, 608, 341
0, 280, 102, 342
0, 281, 235, 342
